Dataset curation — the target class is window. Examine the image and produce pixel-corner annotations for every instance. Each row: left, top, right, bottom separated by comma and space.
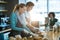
19, 0, 60, 23
26, 0, 47, 24
49, 0, 60, 22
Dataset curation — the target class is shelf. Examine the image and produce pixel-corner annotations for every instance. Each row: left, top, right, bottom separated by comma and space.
0, 10, 8, 12
0, 28, 11, 33
0, 1, 7, 4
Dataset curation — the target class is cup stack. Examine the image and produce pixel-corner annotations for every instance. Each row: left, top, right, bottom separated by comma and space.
9, 37, 16, 40
15, 35, 22, 40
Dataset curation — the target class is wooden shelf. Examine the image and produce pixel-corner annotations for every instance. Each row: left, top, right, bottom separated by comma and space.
0, 10, 8, 12
0, 1, 7, 3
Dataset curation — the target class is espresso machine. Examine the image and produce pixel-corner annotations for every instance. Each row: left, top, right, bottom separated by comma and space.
0, 15, 10, 31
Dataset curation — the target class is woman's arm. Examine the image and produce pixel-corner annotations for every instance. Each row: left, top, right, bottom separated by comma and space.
10, 12, 24, 32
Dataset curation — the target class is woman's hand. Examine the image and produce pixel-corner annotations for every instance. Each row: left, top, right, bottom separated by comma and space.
23, 29, 29, 34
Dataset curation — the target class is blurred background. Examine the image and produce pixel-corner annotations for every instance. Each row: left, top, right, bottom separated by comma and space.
19, 0, 60, 24
0, 0, 60, 40
0, 0, 60, 27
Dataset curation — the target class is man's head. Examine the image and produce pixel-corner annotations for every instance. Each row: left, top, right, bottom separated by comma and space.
26, 2, 34, 11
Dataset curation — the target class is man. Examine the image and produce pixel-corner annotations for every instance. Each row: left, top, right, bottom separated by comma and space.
25, 2, 34, 23
25, 2, 40, 33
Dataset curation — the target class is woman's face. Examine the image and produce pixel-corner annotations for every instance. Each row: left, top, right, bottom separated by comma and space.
19, 6, 26, 14
49, 14, 53, 18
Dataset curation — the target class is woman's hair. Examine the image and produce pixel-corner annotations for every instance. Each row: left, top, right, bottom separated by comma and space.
48, 12, 55, 18
13, 3, 25, 12
26, 2, 34, 7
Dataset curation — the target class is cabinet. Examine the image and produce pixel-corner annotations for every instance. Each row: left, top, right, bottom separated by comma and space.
0, 32, 10, 40
0, 28, 11, 40
0, 0, 8, 15
0, 0, 18, 40
0, 0, 18, 16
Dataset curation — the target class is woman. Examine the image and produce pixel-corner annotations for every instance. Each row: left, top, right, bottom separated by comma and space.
9, 3, 32, 38
48, 12, 58, 29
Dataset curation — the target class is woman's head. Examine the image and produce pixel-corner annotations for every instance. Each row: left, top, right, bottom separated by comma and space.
13, 3, 26, 14
26, 2, 34, 11
48, 12, 55, 18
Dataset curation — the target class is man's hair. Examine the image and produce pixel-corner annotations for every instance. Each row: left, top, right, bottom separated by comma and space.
26, 2, 34, 7
13, 3, 25, 12
48, 12, 55, 18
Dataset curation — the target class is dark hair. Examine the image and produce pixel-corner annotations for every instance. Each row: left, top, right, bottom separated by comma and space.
13, 3, 25, 12
26, 2, 34, 7
48, 12, 55, 18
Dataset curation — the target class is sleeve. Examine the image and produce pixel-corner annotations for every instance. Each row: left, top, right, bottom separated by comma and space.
10, 12, 24, 32
20, 14, 32, 33
55, 18, 58, 22
25, 12, 31, 24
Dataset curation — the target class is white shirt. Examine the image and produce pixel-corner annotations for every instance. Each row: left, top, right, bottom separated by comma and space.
25, 11, 30, 18
24, 11, 31, 23
16, 12, 27, 26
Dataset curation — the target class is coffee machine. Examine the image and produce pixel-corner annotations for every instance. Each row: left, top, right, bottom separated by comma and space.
0, 15, 10, 31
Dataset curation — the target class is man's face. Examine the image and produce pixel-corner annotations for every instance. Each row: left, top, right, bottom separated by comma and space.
27, 6, 33, 11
